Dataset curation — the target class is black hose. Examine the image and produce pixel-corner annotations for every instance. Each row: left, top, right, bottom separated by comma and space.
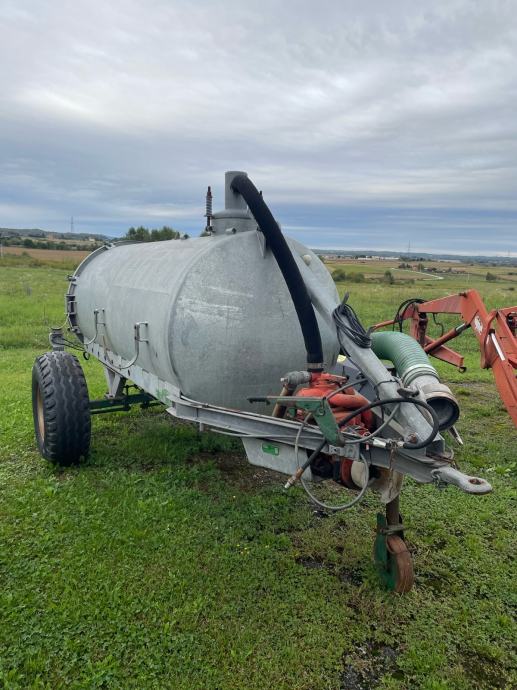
299, 396, 440, 475
336, 397, 440, 450
333, 293, 372, 350
230, 174, 324, 368
392, 297, 425, 332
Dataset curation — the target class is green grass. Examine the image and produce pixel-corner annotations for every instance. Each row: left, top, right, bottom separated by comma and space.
0, 251, 81, 272
0, 259, 516, 689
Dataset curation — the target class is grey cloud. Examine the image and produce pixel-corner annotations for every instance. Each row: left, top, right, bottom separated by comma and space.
0, 0, 516, 252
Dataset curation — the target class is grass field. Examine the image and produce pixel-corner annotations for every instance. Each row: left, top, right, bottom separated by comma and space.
0, 253, 516, 689
0, 247, 91, 272
325, 257, 517, 283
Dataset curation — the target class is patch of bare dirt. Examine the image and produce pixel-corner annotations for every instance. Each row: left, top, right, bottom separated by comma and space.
341, 640, 402, 689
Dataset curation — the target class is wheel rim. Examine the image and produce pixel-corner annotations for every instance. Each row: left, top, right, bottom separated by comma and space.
36, 386, 45, 442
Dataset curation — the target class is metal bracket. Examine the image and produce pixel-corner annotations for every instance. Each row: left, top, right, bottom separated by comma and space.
49, 327, 65, 351
83, 308, 105, 346
103, 367, 127, 399
264, 395, 342, 445
374, 512, 404, 591
117, 321, 149, 370
376, 520, 406, 536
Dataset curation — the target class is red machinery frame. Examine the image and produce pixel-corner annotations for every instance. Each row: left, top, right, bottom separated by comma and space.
372, 289, 517, 427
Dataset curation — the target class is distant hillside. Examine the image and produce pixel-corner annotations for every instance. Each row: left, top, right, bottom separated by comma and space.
313, 248, 517, 267
0, 227, 111, 242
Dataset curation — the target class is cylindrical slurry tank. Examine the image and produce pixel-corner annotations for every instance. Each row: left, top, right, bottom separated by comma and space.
70, 173, 340, 411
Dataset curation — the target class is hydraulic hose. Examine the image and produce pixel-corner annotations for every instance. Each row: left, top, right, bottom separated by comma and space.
336, 397, 440, 449
284, 396, 440, 491
230, 174, 324, 368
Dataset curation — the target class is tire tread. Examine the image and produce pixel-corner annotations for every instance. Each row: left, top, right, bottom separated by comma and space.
32, 351, 91, 465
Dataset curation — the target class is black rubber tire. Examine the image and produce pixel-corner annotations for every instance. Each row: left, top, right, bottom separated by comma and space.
32, 351, 91, 465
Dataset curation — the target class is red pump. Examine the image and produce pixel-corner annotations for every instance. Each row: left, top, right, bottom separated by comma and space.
293, 372, 376, 490
294, 372, 375, 430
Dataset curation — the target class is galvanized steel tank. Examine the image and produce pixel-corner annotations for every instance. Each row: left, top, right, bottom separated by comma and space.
69, 172, 340, 411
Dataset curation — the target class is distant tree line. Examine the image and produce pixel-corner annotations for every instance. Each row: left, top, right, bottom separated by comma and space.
331, 267, 413, 286
123, 226, 188, 242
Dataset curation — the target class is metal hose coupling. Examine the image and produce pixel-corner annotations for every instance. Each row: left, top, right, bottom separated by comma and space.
370, 331, 460, 431
417, 379, 460, 431
280, 371, 312, 387
284, 466, 305, 490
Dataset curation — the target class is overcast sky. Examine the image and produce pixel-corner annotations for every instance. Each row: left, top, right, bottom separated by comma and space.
1, 0, 516, 254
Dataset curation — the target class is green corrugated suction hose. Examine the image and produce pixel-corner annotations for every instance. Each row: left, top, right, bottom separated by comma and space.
370, 331, 438, 386
370, 330, 460, 430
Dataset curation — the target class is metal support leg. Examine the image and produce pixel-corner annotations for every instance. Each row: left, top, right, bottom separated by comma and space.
386, 495, 401, 531
103, 366, 127, 399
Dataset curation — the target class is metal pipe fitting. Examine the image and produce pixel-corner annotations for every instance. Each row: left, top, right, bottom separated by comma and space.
371, 331, 460, 430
